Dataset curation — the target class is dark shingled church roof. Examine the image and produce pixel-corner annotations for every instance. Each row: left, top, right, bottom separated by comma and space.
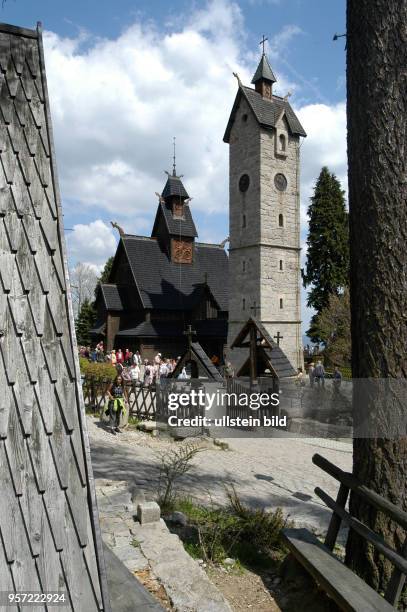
224, 86, 306, 142
116, 319, 227, 339
100, 284, 124, 311
122, 236, 228, 311
162, 174, 189, 198
251, 54, 276, 84
154, 202, 198, 238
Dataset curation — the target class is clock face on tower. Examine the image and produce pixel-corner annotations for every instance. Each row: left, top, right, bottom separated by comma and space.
239, 174, 250, 193
274, 173, 287, 192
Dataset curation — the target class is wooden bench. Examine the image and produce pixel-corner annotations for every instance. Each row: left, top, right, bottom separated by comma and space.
282, 453, 407, 611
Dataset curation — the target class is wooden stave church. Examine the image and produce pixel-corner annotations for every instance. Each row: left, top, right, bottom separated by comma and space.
91, 169, 229, 360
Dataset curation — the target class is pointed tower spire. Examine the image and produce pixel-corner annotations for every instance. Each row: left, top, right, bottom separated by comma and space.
251, 36, 276, 100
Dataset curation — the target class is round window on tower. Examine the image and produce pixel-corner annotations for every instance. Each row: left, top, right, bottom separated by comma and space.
239, 174, 250, 193
274, 173, 287, 192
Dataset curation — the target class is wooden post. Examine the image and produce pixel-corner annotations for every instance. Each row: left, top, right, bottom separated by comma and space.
250, 324, 257, 384
324, 483, 350, 550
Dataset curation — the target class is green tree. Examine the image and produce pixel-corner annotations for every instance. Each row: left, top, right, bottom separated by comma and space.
75, 299, 96, 346
311, 289, 351, 367
302, 167, 349, 322
94, 255, 114, 299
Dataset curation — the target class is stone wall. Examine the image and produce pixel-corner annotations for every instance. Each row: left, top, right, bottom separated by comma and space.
259, 112, 302, 369
228, 98, 260, 343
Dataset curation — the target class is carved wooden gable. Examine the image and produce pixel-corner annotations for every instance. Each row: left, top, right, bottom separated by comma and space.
171, 237, 193, 264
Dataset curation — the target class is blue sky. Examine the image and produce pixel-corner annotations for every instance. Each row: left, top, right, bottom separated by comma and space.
1, 0, 347, 335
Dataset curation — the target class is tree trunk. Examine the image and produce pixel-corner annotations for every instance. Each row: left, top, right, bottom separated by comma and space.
346, 0, 407, 593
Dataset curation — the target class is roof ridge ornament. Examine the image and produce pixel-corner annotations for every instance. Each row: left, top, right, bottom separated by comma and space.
233, 71, 242, 87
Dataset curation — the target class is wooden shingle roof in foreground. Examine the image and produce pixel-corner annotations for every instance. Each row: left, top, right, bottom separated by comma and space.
0, 22, 110, 610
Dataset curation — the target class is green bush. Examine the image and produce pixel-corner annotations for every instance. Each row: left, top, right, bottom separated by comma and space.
171, 486, 292, 568
79, 357, 116, 380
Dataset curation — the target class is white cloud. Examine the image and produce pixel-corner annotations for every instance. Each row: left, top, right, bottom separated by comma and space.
296, 101, 347, 222
44, 0, 247, 226
66, 220, 117, 268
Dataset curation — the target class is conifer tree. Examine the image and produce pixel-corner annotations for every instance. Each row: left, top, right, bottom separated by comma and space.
75, 299, 96, 346
302, 167, 349, 320
94, 256, 114, 299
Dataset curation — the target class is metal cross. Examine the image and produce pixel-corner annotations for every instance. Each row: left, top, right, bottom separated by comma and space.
273, 331, 283, 347
250, 302, 261, 317
259, 35, 268, 54
183, 324, 197, 348
172, 136, 176, 176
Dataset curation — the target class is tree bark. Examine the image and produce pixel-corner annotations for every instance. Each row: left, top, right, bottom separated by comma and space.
346, 0, 407, 593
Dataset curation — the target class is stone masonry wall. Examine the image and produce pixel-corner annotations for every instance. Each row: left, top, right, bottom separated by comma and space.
259, 112, 302, 369
227, 94, 303, 371
228, 97, 261, 346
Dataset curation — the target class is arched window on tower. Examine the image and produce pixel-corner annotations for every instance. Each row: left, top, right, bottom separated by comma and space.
279, 260, 283, 271
242, 214, 247, 228
242, 260, 246, 272
278, 214, 284, 227
279, 298, 284, 309
242, 298, 246, 311
279, 134, 286, 152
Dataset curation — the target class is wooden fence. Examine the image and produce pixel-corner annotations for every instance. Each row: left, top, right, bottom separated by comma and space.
81, 376, 156, 420
226, 377, 281, 429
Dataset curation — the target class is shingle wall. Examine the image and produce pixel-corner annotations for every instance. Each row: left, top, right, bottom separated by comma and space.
0, 23, 110, 611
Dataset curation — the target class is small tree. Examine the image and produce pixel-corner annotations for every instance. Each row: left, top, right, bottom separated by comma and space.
75, 299, 96, 346
302, 167, 349, 327
311, 290, 351, 367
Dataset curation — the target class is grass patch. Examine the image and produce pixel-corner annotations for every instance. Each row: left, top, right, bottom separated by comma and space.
169, 487, 291, 570
128, 415, 141, 428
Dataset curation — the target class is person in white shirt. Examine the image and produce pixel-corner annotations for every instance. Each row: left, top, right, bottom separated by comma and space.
129, 363, 140, 383
159, 362, 168, 379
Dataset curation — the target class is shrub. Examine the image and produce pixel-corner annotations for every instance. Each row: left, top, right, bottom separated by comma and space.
79, 358, 116, 380
171, 487, 292, 567
157, 443, 202, 513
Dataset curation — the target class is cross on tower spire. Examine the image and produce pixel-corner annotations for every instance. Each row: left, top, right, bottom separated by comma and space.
172, 136, 177, 177
259, 34, 268, 55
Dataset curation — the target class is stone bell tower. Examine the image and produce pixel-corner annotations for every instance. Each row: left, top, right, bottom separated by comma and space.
224, 49, 306, 371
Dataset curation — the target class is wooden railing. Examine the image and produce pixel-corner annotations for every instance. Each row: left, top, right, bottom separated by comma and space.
81, 376, 156, 420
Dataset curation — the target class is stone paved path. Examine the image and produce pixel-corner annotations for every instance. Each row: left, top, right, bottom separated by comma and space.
96, 478, 232, 611
88, 416, 352, 535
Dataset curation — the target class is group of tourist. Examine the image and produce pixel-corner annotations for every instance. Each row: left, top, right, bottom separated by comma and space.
102, 351, 186, 435
299, 361, 343, 389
